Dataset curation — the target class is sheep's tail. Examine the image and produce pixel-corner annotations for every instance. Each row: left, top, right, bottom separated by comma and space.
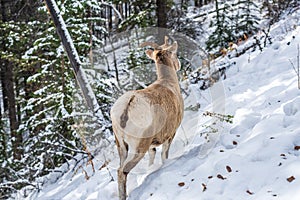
120, 95, 135, 128
111, 92, 167, 139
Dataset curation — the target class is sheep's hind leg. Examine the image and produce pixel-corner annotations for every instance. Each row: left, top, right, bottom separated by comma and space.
122, 148, 147, 174
115, 135, 128, 166
117, 167, 127, 200
115, 136, 129, 200
118, 142, 148, 199
118, 150, 146, 200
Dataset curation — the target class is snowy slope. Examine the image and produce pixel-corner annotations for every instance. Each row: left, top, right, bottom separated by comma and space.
21, 20, 300, 200
128, 27, 300, 200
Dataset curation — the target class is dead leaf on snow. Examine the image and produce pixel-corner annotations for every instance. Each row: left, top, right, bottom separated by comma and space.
226, 165, 232, 173
246, 190, 254, 195
178, 182, 185, 187
287, 176, 295, 182
217, 174, 226, 180
202, 183, 207, 192
294, 146, 300, 151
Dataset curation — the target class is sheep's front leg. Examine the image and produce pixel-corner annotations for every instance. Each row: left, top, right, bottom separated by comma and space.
161, 136, 174, 163
148, 147, 156, 166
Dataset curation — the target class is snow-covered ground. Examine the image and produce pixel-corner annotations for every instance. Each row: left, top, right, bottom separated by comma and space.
21, 17, 300, 200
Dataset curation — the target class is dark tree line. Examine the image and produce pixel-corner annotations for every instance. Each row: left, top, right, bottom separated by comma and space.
206, 0, 298, 52
0, 0, 299, 198
0, 0, 181, 198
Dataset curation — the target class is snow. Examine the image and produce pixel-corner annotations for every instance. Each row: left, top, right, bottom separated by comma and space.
21, 14, 300, 200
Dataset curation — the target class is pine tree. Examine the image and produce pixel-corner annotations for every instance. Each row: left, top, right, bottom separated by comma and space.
116, 0, 156, 31
206, 0, 234, 52
0, 0, 110, 197
20, 0, 109, 176
235, 0, 260, 37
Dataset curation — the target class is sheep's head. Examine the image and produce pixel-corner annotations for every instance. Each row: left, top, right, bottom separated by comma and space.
141, 36, 181, 71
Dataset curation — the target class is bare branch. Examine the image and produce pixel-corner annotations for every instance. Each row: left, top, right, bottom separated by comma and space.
289, 58, 298, 75
101, 1, 123, 21
289, 44, 300, 89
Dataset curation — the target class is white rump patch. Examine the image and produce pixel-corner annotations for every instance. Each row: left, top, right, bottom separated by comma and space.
111, 92, 167, 139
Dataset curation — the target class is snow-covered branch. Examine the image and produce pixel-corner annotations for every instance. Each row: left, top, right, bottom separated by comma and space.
44, 0, 104, 120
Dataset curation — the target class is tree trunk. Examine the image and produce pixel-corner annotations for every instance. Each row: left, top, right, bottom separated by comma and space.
125, 1, 128, 18
109, 6, 113, 30
156, 0, 168, 43
0, 0, 8, 112
156, 0, 167, 28
4, 62, 22, 160
0, 64, 8, 112
44, 0, 103, 119
0, 0, 22, 160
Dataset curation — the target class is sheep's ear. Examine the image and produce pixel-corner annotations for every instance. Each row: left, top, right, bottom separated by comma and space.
175, 58, 181, 71
145, 49, 154, 59
168, 41, 178, 53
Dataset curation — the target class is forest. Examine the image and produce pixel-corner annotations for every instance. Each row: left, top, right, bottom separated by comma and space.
0, 0, 299, 199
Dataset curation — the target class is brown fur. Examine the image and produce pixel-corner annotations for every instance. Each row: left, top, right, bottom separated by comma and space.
111, 37, 183, 200
120, 95, 135, 128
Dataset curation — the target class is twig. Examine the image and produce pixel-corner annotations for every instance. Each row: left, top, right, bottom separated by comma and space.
289, 44, 300, 89
289, 58, 298, 74
99, 156, 114, 182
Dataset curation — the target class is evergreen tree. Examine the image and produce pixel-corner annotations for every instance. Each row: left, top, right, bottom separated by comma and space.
0, 0, 110, 197
20, 0, 109, 176
0, 1, 47, 196
236, 0, 260, 37
206, 0, 234, 52
115, 0, 156, 31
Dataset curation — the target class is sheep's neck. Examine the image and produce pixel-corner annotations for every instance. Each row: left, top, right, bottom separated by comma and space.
156, 62, 178, 83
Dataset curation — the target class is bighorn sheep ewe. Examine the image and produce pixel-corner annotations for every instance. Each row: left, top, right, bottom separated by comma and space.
110, 36, 184, 200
